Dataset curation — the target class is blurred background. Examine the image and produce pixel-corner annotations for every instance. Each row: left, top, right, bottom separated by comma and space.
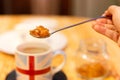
0, 0, 119, 17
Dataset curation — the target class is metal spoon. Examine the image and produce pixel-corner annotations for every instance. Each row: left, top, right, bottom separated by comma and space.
51, 16, 108, 35
30, 16, 109, 38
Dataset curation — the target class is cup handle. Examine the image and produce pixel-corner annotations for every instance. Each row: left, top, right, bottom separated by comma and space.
52, 50, 66, 75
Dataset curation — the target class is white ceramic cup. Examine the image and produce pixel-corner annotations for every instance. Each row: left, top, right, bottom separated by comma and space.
15, 41, 66, 80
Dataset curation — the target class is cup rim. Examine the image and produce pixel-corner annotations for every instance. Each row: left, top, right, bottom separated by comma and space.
15, 41, 52, 56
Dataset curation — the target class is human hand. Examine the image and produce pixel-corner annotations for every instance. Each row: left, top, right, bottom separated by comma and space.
92, 5, 120, 46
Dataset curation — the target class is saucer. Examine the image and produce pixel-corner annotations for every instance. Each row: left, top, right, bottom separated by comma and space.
0, 30, 67, 55
6, 70, 67, 80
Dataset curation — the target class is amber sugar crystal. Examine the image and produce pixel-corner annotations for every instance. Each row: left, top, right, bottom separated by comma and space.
76, 62, 107, 78
30, 26, 50, 38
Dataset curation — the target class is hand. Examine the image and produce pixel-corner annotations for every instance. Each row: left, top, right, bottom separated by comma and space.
92, 5, 120, 46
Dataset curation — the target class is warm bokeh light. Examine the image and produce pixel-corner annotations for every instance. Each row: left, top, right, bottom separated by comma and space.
0, 0, 119, 17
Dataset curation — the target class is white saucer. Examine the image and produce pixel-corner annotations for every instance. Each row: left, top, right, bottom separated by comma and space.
0, 30, 67, 55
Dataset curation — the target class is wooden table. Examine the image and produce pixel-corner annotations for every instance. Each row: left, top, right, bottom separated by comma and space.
0, 15, 120, 80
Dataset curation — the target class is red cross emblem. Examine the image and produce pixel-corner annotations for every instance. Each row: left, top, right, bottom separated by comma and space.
16, 56, 50, 80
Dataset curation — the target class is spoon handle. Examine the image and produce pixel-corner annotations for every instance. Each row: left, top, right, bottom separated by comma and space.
51, 16, 108, 34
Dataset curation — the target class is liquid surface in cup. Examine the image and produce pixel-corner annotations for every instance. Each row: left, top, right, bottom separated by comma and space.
22, 47, 48, 54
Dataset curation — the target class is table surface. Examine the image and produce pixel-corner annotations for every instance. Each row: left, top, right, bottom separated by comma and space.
0, 15, 120, 80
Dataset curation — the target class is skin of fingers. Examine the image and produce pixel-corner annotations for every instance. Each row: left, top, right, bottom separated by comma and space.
92, 24, 119, 42
107, 19, 113, 24
92, 24, 106, 35
103, 5, 120, 32
93, 20, 114, 30
102, 10, 108, 16
96, 18, 107, 24
104, 5, 118, 15
117, 36, 120, 47
93, 5, 120, 46
103, 24, 116, 30
96, 18, 113, 25
105, 28, 119, 42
